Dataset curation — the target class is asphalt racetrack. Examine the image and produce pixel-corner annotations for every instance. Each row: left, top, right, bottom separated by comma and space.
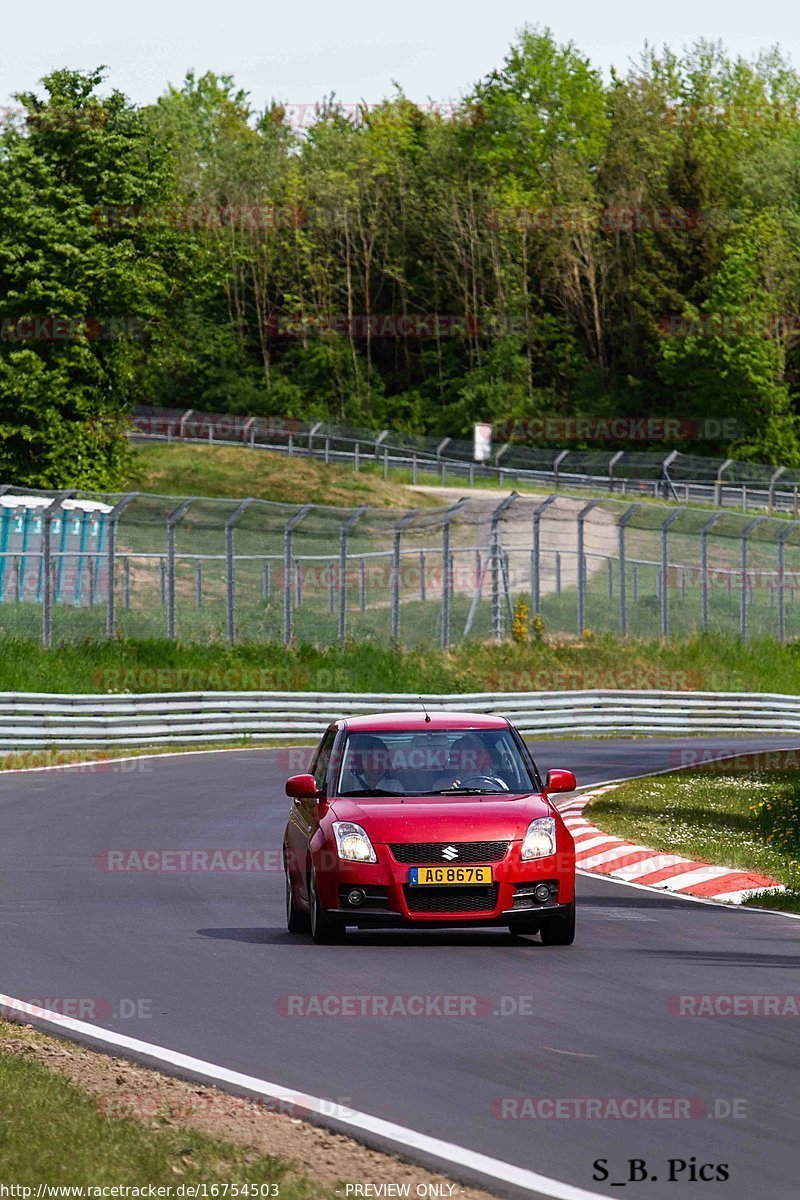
1, 735, 798, 1199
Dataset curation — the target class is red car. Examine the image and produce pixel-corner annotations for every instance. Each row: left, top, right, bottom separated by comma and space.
283, 712, 577, 944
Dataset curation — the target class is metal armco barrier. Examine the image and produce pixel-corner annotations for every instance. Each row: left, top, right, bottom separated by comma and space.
3, 689, 800, 749
132, 406, 800, 516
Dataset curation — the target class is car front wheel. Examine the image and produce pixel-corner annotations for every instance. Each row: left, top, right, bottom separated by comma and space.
540, 900, 576, 946
285, 871, 310, 934
309, 870, 345, 944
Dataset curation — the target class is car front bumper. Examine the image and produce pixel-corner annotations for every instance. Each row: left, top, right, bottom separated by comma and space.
311, 840, 575, 925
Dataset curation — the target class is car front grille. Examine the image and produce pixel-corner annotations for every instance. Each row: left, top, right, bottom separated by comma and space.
390, 840, 510, 865
403, 884, 499, 913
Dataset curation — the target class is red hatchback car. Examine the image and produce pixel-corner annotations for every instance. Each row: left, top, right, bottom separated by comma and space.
283, 712, 577, 944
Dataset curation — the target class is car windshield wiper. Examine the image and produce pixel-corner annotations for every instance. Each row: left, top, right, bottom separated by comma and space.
336, 788, 406, 797
419, 787, 490, 795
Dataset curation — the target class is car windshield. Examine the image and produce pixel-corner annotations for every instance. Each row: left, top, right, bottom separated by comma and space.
334, 728, 538, 797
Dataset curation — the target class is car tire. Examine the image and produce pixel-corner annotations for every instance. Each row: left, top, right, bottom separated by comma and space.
285, 871, 310, 934
540, 900, 576, 946
309, 870, 345, 944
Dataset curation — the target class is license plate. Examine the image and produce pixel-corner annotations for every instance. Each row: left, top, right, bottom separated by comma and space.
409, 866, 493, 886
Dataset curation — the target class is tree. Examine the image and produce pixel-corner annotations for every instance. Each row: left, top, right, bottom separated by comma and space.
0, 69, 174, 486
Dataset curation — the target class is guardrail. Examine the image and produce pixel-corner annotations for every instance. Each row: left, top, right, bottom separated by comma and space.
132, 407, 800, 516
4, 689, 800, 750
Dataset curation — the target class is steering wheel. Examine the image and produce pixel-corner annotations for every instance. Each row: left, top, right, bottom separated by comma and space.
458, 774, 510, 792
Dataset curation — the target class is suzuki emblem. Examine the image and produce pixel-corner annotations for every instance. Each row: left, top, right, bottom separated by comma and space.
442, 845, 459, 861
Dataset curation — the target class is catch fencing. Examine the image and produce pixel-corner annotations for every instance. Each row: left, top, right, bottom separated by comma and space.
133, 406, 800, 516
5, 487, 800, 646
3, 690, 800, 748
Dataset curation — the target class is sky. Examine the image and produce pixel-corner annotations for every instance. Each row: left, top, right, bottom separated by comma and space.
3, 0, 800, 116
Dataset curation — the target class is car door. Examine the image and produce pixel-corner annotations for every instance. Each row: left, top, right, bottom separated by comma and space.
287, 725, 336, 904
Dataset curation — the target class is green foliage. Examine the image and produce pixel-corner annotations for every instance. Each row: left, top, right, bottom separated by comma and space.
5, 34, 800, 484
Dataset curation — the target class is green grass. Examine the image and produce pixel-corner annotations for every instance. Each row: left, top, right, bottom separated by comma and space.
0, 1042, 330, 1194
127, 442, 440, 507
2, 630, 800, 694
130, 438, 795, 516
588, 763, 800, 912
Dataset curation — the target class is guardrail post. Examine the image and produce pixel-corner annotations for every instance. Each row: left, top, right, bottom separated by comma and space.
339, 507, 367, 642
195, 560, 202, 608
576, 498, 603, 635
105, 492, 137, 639
225, 499, 254, 643
700, 513, 723, 631
659, 509, 682, 637
489, 494, 518, 641
531, 496, 556, 615
441, 498, 468, 648
769, 467, 786, 515
740, 517, 765, 640
553, 450, 568, 490
608, 451, 624, 494
391, 509, 420, 641
166, 497, 196, 639
283, 505, 312, 645
617, 504, 641, 635
776, 521, 800, 642
714, 459, 732, 507
42, 491, 75, 647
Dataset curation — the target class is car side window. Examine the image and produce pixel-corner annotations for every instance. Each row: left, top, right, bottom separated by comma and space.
311, 728, 337, 795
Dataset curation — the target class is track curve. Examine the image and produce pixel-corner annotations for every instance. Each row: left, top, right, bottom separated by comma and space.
1, 736, 798, 1199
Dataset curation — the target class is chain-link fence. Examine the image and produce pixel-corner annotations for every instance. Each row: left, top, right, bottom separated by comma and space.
5, 486, 800, 647
133, 406, 800, 515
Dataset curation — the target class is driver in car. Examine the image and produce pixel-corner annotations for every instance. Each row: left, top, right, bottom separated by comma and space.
340, 735, 404, 794
432, 734, 505, 791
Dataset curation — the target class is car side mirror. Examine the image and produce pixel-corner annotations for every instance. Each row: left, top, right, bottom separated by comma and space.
285, 773, 318, 800
545, 768, 577, 794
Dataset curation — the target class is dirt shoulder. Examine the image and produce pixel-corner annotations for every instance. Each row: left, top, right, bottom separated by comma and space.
0, 1018, 496, 1198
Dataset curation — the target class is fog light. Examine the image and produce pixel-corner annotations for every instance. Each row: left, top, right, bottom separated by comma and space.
534, 884, 552, 903
347, 889, 365, 906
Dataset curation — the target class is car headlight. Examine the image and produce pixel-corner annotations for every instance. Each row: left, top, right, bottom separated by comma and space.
521, 816, 557, 860
332, 821, 377, 863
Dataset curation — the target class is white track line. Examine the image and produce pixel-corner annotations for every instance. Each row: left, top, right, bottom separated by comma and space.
0, 993, 603, 1200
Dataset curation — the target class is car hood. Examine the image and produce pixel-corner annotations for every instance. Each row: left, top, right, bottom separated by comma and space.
328, 792, 552, 842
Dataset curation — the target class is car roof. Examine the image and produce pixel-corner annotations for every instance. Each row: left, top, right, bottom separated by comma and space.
340, 711, 509, 732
